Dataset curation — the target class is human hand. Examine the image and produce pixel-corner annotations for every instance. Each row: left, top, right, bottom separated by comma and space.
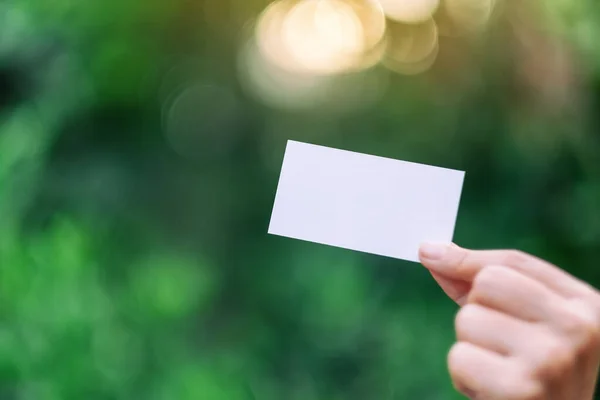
419, 243, 600, 400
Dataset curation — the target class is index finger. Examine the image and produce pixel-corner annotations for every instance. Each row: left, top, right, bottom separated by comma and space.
419, 243, 590, 298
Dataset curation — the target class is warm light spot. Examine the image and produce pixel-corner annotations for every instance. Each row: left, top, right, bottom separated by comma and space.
254, 0, 386, 76
255, 0, 299, 72
444, 0, 496, 33
283, 0, 365, 74
383, 18, 439, 70
344, 0, 387, 51
350, 35, 388, 72
385, 39, 439, 75
339, 0, 388, 71
238, 37, 388, 112
242, 0, 390, 109
238, 39, 332, 110
433, 3, 462, 37
376, 0, 440, 23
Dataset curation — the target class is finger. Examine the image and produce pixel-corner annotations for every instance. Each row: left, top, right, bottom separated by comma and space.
419, 243, 588, 298
466, 268, 600, 400
456, 304, 580, 380
429, 270, 471, 306
467, 265, 564, 323
454, 302, 578, 400
448, 341, 542, 400
455, 303, 534, 356
455, 306, 580, 400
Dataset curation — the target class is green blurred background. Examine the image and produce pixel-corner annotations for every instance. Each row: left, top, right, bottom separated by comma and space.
1, 0, 600, 398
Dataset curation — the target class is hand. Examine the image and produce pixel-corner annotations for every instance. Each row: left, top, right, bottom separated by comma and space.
418, 243, 600, 400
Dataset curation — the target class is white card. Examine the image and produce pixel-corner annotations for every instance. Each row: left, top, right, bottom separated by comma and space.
268, 140, 465, 262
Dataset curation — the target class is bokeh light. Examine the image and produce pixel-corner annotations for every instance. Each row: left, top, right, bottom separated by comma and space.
377, 0, 440, 24
385, 39, 439, 75
240, 0, 518, 108
239, 0, 390, 111
443, 0, 497, 34
282, 0, 364, 75
254, 0, 386, 76
238, 38, 388, 112
255, 0, 300, 74
345, 0, 387, 53
238, 39, 333, 110
383, 18, 439, 75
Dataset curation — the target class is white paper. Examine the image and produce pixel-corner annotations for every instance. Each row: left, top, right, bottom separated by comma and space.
268, 140, 465, 262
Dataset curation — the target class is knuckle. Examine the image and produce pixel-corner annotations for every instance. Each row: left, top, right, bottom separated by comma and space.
454, 304, 482, 335
472, 266, 495, 287
499, 364, 544, 400
503, 249, 530, 266
453, 247, 471, 276
470, 266, 505, 299
590, 290, 600, 310
561, 303, 600, 350
533, 337, 576, 380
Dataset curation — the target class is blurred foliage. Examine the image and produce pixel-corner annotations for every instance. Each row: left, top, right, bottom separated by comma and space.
1, 0, 600, 399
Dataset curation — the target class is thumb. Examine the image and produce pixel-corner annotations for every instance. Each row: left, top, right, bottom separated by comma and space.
419, 242, 471, 305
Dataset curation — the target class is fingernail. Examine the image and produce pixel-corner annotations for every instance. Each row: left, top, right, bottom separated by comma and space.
419, 242, 449, 260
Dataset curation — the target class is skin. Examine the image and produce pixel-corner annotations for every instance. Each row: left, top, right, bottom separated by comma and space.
418, 243, 600, 400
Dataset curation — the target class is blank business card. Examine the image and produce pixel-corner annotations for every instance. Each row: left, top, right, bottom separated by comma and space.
268, 140, 465, 263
